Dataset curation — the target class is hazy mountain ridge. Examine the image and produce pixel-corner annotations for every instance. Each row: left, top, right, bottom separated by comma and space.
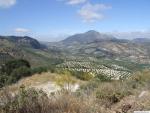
49, 30, 150, 64
0, 36, 43, 49
1, 31, 150, 65
0, 36, 63, 67
62, 30, 117, 44
132, 38, 150, 45
1, 31, 150, 69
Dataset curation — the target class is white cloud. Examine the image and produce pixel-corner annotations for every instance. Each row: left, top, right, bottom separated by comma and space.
0, 0, 16, 8
67, 0, 87, 5
14, 28, 30, 33
78, 3, 111, 22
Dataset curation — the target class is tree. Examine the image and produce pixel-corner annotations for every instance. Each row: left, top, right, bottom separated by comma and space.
0, 59, 31, 86
10, 66, 31, 83
1, 59, 30, 75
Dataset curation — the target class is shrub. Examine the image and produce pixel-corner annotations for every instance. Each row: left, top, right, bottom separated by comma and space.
131, 70, 150, 84
31, 67, 48, 74
9, 66, 31, 83
80, 79, 99, 90
0, 87, 93, 113
95, 81, 132, 107
71, 71, 93, 81
96, 73, 111, 82
55, 70, 76, 91
1, 59, 30, 75
31, 66, 56, 75
0, 59, 34, 86
0, 74, 9, 88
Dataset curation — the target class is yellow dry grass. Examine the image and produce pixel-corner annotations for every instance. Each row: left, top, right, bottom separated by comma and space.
6, 71, 84, 93
7, 72, 59, 92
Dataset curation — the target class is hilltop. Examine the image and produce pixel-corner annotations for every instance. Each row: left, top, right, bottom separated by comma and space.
0, 36, 63, 67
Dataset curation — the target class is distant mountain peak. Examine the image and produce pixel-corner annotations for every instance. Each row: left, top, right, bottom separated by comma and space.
86, 30, 100, 34
132, 38, 150, 43
62, 30, 116, 44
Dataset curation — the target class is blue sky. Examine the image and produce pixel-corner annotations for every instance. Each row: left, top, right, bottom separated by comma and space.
0, 0, 150, 41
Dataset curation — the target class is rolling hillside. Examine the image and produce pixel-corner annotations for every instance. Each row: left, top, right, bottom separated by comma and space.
1, 33, 150, 79
0, 36, 63, 67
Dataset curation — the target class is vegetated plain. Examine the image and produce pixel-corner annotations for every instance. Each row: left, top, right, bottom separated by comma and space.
0, 31, 150, 113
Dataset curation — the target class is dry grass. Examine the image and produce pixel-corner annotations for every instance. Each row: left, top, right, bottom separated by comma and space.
0, 87, 96, 113
1, 70, 150, 113
5, 72, 83, 94
17, 72, 57, 85
6, 72, 57, 92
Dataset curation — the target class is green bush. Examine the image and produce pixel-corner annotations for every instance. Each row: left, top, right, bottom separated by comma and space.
0, 59, 31, 86
1, 59, 30, 75
96, 74, 111, 82
0, 74, 9, 88
9, 66, 31, 83
0, 59, 58, 87
71, 71, 93, 81
31, 66, 48, 74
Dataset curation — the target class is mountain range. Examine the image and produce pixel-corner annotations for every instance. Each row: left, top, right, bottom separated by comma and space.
1, 30, 150, 80
48, 30, 150, 64
0, 36, 63, 67
1, 30, 150, 66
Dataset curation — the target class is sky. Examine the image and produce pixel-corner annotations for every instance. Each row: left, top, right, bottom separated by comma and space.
0, 0, 150, 41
